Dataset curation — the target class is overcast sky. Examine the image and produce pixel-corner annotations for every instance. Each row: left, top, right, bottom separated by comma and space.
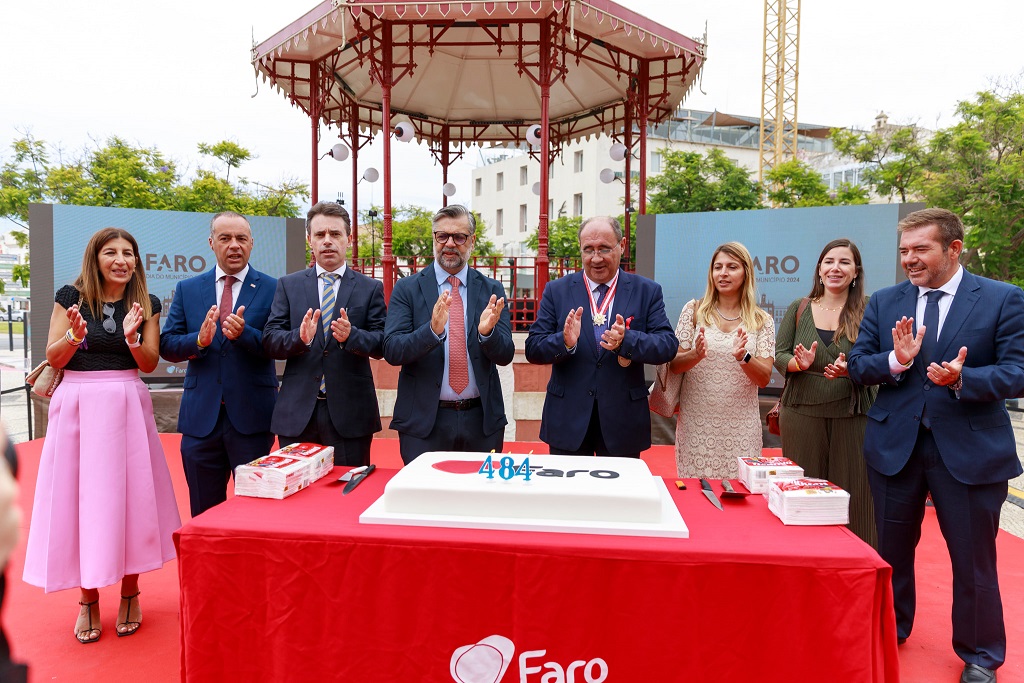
1, 0, 1021, 226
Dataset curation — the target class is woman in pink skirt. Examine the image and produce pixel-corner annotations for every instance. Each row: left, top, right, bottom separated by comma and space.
23, 228, 181, 643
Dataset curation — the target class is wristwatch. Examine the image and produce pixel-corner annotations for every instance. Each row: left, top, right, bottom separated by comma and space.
740, 352, 752, 364
127, 333, 143, 348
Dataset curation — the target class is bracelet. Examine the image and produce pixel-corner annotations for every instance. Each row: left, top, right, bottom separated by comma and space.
197, 333, 208, 350
65, 329, 84, 346
127, 333, 143, 349
951, 373, 963, 392
793, 357, 802, 371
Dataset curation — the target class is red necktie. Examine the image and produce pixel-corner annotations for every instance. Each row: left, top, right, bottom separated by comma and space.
447, 275, 469, 394
219, 275, 236, 326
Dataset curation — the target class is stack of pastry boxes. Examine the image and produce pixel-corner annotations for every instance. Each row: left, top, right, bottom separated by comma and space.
234, 443, 335, 499
736, 456, 804, 495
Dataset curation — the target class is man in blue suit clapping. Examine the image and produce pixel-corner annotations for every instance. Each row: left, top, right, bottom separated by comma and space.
160, 212, 278, 517
848, 208, 1024, 683
384, 204, 514, 464
525, 216, 677, 458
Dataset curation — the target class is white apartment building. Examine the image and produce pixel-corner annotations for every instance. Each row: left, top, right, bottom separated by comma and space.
0, 231, 29, 312
470, 107, 845, 256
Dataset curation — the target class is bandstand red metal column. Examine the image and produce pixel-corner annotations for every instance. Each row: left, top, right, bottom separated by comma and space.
378, 21, 396, 299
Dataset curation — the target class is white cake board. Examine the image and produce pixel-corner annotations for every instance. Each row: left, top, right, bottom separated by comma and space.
360, 479, 689, 538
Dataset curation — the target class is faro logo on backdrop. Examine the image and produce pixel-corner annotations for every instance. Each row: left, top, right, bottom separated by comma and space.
451, 635, 609, 683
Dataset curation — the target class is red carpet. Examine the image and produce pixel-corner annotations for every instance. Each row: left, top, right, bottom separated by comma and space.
5, 435, 1023, 682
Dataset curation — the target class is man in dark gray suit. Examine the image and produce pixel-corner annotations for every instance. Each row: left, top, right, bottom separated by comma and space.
383, 204, 514, 463
263, 202, 386, 466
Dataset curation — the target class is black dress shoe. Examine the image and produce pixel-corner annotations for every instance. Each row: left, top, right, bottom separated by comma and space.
961, 663, 996, 683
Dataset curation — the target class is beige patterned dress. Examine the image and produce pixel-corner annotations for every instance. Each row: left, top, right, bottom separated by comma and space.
673, 301, 776, 478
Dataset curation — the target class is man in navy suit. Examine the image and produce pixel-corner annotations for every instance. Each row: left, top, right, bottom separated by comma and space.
848, 208, 1024, 683
525, 216, 677, 457
384, 204, 514, 464
160, 211, 278, 516
263, 202, 386, 467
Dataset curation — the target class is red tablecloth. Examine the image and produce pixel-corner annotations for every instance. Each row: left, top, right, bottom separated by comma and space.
175, 471, 899, 683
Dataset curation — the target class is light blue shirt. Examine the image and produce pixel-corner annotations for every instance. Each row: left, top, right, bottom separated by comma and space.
434, 262, 481, 400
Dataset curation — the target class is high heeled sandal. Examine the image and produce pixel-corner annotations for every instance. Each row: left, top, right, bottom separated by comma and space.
116, 591, 142, 637
75, 599, 101, 644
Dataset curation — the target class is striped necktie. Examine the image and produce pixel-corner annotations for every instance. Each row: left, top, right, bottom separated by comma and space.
319, 272, 339, 393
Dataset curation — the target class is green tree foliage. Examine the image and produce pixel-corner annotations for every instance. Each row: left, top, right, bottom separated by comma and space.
197, 140, 253, 183
834, 88, 1024, 285
0, 134, 307, 228
646, 148, 763, 214
356, 205, 498, 261
764, 159, 869, 208
919, 90, 1024, 284
0, 134, 308, 285
830, 124, 927, 203
525, 215, 582, 258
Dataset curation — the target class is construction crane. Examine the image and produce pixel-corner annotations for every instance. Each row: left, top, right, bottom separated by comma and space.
758, 0, 801, 187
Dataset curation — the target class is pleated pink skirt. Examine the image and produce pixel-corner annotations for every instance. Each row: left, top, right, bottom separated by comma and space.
23, 370, 182, 592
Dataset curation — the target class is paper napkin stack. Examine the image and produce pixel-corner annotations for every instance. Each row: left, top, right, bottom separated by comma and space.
234, 443, 335, 499
767, 478, 850, 526
737, 456, 804, 494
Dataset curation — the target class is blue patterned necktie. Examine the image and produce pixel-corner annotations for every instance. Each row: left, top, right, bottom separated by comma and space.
593, 283, 609, 344
920, 290, 944, 368
319, 272, 339, 393
919, 289, 944, 428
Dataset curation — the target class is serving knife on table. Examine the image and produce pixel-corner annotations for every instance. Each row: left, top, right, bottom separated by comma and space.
699, 478, 723, 510
720, 479, 751, 498
343, 464, 376, 494
337, 465, 368, 483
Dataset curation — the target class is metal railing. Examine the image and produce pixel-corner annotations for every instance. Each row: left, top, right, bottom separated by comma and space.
0, 310, 33, 440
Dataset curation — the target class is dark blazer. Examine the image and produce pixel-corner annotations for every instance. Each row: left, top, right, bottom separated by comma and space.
524, 270, 678, 455
262, 266, 386, 438
383, 266, 514, 439
160, 268, 278, 438
848, 269, 1024, 485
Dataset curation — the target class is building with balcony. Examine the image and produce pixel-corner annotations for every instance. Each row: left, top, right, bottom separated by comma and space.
470, 106, 839, 256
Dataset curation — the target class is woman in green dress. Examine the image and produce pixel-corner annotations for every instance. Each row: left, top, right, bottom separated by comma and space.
774, 238, 878, 546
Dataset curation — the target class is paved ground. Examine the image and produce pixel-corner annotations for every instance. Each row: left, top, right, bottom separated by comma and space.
3, 336, 1024, 539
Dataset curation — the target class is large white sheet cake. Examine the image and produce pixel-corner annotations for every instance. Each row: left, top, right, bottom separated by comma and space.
360, 452, 688, 538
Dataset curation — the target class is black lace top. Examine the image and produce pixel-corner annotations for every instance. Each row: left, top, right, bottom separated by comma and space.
56, 285, 162, 372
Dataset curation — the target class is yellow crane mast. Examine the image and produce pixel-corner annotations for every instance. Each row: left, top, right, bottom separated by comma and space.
759, 0, 801, 188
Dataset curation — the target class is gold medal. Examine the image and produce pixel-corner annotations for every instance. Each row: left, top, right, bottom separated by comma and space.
593, 313, 606, 326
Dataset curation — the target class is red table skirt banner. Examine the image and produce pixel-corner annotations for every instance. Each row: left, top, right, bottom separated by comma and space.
175, 471, 899, 683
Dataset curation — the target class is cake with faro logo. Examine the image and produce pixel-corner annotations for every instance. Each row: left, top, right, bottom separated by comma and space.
360, 452, 688, 537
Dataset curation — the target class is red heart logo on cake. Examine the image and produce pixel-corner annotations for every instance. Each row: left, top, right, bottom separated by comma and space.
433, 460, 487, 474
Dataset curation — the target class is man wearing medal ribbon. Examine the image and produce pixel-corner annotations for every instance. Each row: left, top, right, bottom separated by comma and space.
525, 216, 678, 458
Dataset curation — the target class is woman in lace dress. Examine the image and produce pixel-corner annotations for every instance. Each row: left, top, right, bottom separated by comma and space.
668, 242, 776, 478
22, 228, 181, 644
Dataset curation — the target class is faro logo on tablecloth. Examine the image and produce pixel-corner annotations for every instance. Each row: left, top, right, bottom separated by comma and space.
451, 635, 609, 683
